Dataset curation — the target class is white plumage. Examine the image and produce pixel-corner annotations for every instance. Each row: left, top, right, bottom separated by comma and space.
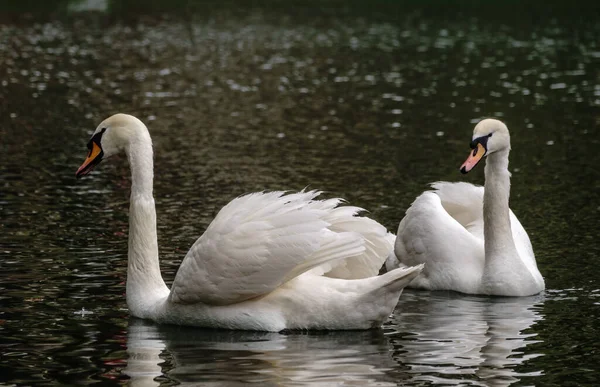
76, 113, 423, 331
169, 190, 368, 306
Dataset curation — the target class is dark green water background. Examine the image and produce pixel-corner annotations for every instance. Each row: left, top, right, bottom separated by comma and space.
1, 1, 599, 385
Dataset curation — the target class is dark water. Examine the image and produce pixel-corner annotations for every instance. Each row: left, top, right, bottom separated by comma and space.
1, 0, 599, 385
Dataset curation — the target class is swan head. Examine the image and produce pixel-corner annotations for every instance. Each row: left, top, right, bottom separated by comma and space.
460, 119, 510, 174
76, 113, 149, 178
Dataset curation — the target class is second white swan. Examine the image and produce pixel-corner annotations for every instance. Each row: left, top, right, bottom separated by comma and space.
76, 113, 423, 331
386, 119, 544, 296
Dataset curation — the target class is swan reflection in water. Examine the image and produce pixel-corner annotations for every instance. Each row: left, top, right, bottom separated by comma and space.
123, 319, 401, 386
389, 291, 545, 386
123, 292, 544, 386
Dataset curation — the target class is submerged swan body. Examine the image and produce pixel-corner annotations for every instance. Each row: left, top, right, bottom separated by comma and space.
386, 119, 544, 296
76, 114, 423, 331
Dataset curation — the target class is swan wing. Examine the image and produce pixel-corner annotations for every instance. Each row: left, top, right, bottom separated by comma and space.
435, 181, 537, 264
509, 209, 543, 280
510, 211, 545, 290
169, 190, 367, 305
510, 212, 534, 260
304, 204, 393, 279
394, 184, 485, 291
431, 181, 485, 235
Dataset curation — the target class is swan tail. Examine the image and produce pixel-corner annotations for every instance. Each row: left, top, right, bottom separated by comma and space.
369, 264, 424, 294
349, 264, 423, 328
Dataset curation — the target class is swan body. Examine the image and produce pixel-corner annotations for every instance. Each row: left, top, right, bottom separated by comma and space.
76, 113, 423, 331
386, 119, 544, 296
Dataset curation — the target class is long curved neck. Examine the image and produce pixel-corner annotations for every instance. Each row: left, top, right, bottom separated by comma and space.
483, 149, 518, 262
125, 136, 169, 317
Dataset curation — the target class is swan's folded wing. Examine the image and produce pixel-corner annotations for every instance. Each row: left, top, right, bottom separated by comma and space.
430, 181, 484, 228
306, 205, 393, 279
168, 191, 366, 305
509, 210, 536, 262
396, 190, 485, 281
434, 181, 535, 259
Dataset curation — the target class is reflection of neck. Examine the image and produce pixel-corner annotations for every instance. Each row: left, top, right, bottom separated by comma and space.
126, 135, 168, 317
477, 300, 541, 384
483, 149, 518, 263
124, 321, 164, 386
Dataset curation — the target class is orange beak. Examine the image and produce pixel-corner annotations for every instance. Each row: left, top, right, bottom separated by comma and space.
460, 143, 486, 174
76, 141, 103, 178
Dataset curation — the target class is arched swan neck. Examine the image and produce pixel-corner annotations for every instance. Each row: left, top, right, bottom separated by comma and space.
128, 138, 155, 197
125, 135, 169, 316
483, 149, 517, 258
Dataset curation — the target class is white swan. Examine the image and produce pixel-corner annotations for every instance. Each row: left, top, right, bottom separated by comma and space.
76, 113, 423, 331
385, 119, 544, 296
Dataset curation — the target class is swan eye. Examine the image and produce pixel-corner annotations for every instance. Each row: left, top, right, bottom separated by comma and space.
86, 128, 107, 150
470, 134, 491, 152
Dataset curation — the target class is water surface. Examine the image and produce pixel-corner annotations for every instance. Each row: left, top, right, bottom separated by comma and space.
1, 1, 599, 385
